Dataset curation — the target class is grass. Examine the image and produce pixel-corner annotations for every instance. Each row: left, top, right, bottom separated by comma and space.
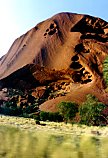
1, 115, 108, 157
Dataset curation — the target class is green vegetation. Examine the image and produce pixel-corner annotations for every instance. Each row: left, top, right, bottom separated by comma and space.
0, 88, 40, 118
0, 101, 39, 118
103, 56, 108, 86
39, 111, 63, 122
0, 100, 23, 116
57, 95, 107, 126
58, 101, 78, 123
79, 94, 107, 126
1, 87, 108, 126
1, 93, 107, 126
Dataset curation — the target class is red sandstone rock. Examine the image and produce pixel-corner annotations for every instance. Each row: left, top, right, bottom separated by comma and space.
0, 12, 108, 111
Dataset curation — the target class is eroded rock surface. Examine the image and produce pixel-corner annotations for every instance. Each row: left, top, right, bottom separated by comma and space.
0, 12, 108, 111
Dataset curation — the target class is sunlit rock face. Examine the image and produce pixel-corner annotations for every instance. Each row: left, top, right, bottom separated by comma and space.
0, 12, 108, 111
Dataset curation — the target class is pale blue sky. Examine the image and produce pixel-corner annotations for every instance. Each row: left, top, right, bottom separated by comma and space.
0, 0, 108, 57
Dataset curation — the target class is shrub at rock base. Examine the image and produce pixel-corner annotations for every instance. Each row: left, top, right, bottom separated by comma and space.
79, 94, 107, 126
103, 56, 108, 87
57, 101, 78, 123
39, 111, 63, 122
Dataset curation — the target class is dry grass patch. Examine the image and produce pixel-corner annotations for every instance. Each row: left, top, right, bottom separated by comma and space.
1, 115, 108, 157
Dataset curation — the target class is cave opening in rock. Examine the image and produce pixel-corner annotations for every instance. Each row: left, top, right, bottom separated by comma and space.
71, 55, 79, 61
80, 68, 85, 73
48, 29, 56, 35
50, 23, 55, 29
70, 62, 82, 69
81, 34, 108, 43
72, 73, 81, 82
82, 79, 92, 84
46, 29, 49, 32
75, 43, 84, 53
70, 16, 104, 34
44, 33, 47, 36
71, 66, 92, 84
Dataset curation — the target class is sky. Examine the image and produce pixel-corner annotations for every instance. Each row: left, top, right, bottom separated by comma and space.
0, 0, 108, 57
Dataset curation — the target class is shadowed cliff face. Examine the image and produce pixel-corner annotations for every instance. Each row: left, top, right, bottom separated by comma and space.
0, 12, 108, 111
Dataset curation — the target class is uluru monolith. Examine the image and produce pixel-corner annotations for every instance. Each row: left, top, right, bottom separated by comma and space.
0, 12, 108, 112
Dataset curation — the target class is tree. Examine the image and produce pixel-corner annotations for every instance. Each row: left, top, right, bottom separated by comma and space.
58, 101, 78, 123
79, 94, 106, 126
39, 111, 63, 122
103, 56, 108, 86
